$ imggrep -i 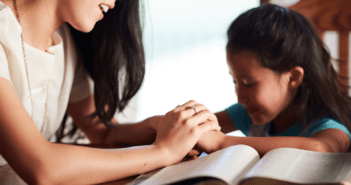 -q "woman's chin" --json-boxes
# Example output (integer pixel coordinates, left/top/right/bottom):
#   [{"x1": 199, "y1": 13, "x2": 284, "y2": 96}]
[
  {"x1": 69, "y1": 22, "x2": 96, "y2": 33},
  {"x1": 79, "y1": 25, "x2": 95, "y2": 33}
]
